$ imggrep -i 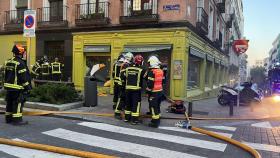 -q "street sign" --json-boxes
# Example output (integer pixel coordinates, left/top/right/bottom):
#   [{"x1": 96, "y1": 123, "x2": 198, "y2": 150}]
[
  {"x1": 24, "y1": 10, "x2": 36, "y2": 37},
  {"x1": 232, "y1": 39, "x2": 249, "y2": 55}
]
